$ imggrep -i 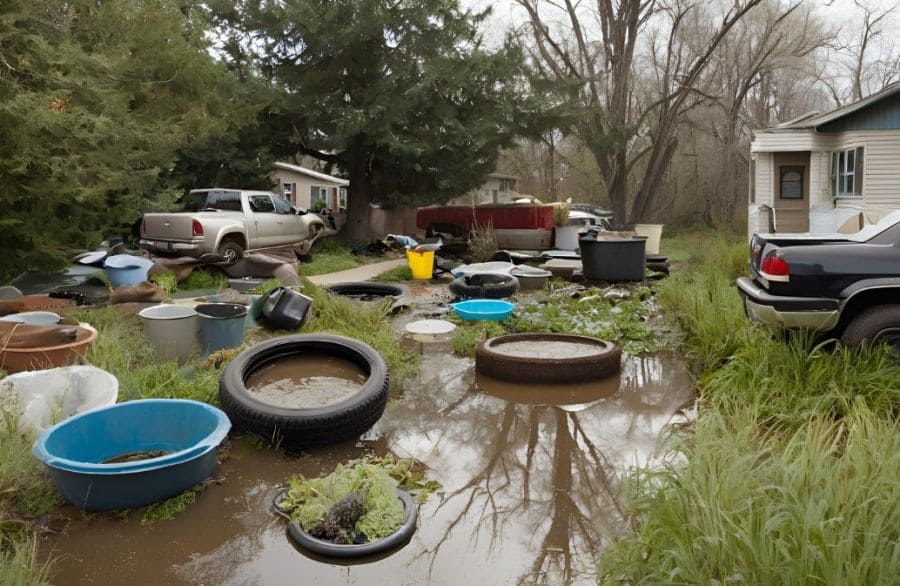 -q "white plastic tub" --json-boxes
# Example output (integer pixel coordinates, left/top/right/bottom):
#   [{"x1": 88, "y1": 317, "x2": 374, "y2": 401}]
[
  {"x1": 138, "y1": 304, "x2": 198, "y2": 362},
  {"x1": 634, "y1": 224, "x2": 664, "y2": 255}
]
